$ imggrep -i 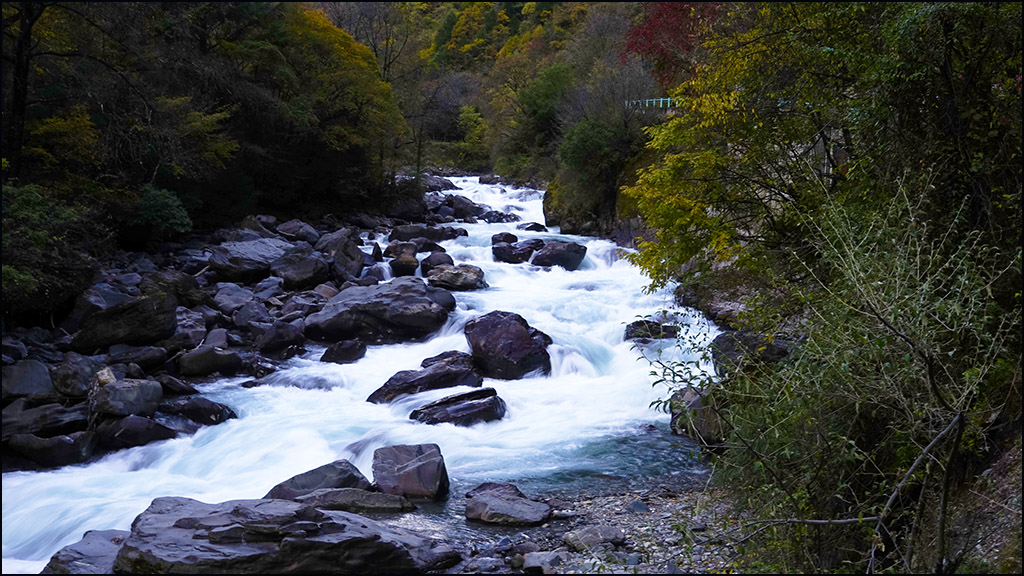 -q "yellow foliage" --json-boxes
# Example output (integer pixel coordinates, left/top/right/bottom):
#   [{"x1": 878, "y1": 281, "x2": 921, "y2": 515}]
[{"x1": 26, "y1": 105, "x2": 100, "y2": 168}]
